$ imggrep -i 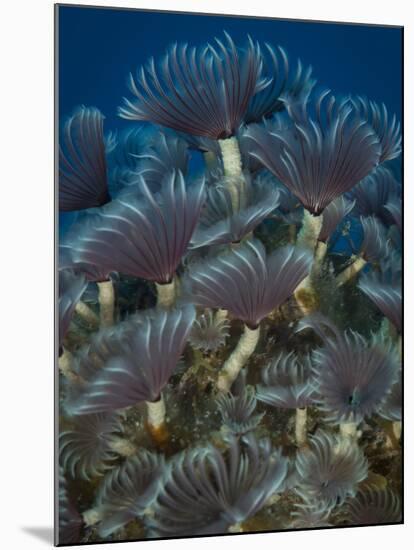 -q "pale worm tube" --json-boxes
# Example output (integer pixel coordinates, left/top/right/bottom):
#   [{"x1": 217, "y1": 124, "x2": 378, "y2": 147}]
[
  {"x1": 58, "y1": 348, "x2": 79, "y2": 383},
  {"x1": 294, "y1": 275, "x2": 319, "y2": 316},
  {"x1": 217, "y1": 324, "x2": 260, "y2": 393},
  {"x1": 336, "y1": 256, "x2": 367, "y2": 287},
  {"x1": 294, "y1": 240, "x2": 327, "y2": 315},
  {"x1": 219, "y1": 136, "x2": 243, "y2": 179},
  {"x1": 294, "y1": 212, "x2": 324, "y2": 315},
  {"x1": 97, "y1": 280, "x2": 115, "y2": 327},
  {"x1": 219, "y1": 136, "x2": 244, "y2": 211},
  {"x1": 75, "y1": 301, "x2": 99, "y2": 328},
  {"x1": 392, "y1": 421, "x2": 402, "y2": 442},
  {"x1": 296, "y1": 210, "x2": 323, "y2": 252},
  {"x1": 228, "y1": 523, "x2": 243, "y2": 533},
  {"x1": 340, "y1": 422, "x2": 358, "y2": 439},
  {"x1": 83, "y1": 507, "x2": 103, "y2": 527},
  {"x1": 384, "y1": 420, "x2": 402, "y2": 449},
  {"x1": 295, "y1": 407, "x2": 308, "y2": 447},
  {"x1": 84, "y1": 498, "x2": 155, "y2": 529},
  {"x1": 146, "y1": 394, "x2": 168, "y2": 444},
  {"x1": 82, "y1": 438, "x2": 136, "y2": 527},
  {"x1": 215, "y1": 308, "x2": 229, "y2": 323},
  {"x1": 156, "y1": 279, "x2": 176, "y2": 308},
  {"x1": 107, "y1": 435, "x2": 136, "y2": 457},
  {"x1": 314, "y1": 240, "x2": 328, "y2": 271}
]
